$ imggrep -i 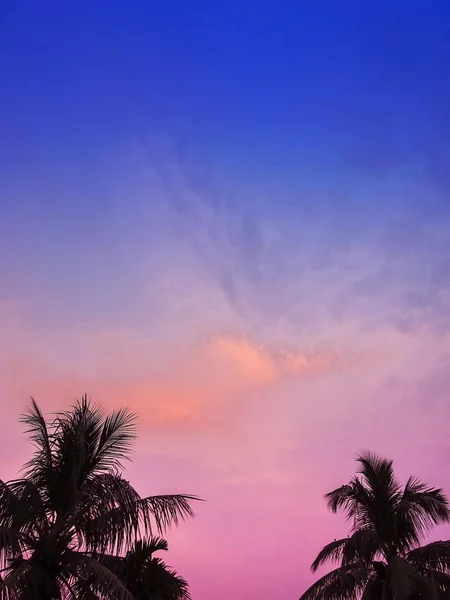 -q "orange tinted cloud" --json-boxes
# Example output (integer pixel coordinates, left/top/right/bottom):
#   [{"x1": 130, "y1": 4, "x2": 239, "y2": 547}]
[
  {"x1": 0, "y1": 313, "x2": 358, "y2": 453},
  {"x1": 206, "y1": 335, "x2": 351, "y2": 383},
  {"x1": 206, "y1": 336, "x2": 276, "y2": 382},
  {"x1": 279, "y1": 348, "x2": 348, "y2": 376}
]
